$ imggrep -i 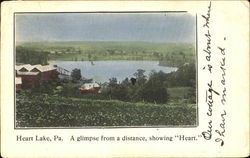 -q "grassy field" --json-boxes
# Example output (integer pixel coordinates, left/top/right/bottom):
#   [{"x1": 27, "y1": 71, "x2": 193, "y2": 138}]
[
  {"x1": 17, "y1": 41, "x2": 195, "y2": 66},
  {"x1": 168, "y1": 87, "x2": 192, "y2": 100},
  {"x1": 16, "y1": 93, "x2": 196, "y2": 127}
]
